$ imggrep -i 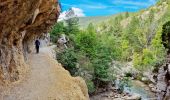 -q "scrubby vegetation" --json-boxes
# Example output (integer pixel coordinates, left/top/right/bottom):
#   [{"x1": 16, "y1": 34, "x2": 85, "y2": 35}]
[
  {"x1": 51, "y1": 18, "x2": 118, "y2": 93},
  {"x1": 50, "y1": 0, "x2": 170, "y2": 94}
]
